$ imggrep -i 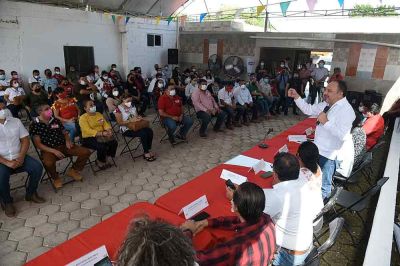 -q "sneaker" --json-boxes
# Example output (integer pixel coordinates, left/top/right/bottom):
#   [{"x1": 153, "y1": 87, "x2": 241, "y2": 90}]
[
  {"x1": 25, "y1": 192, "x2": 46, "y2": 204},
  {"x1": 66, "y1": 168, "x2": 83, "y2": 181},
  {"x1": 0, "y1": 202, "x2": 16, "y2": 217},
  {"x1": 52, "y1": 176, "x2": 63, "y2": 189}
]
